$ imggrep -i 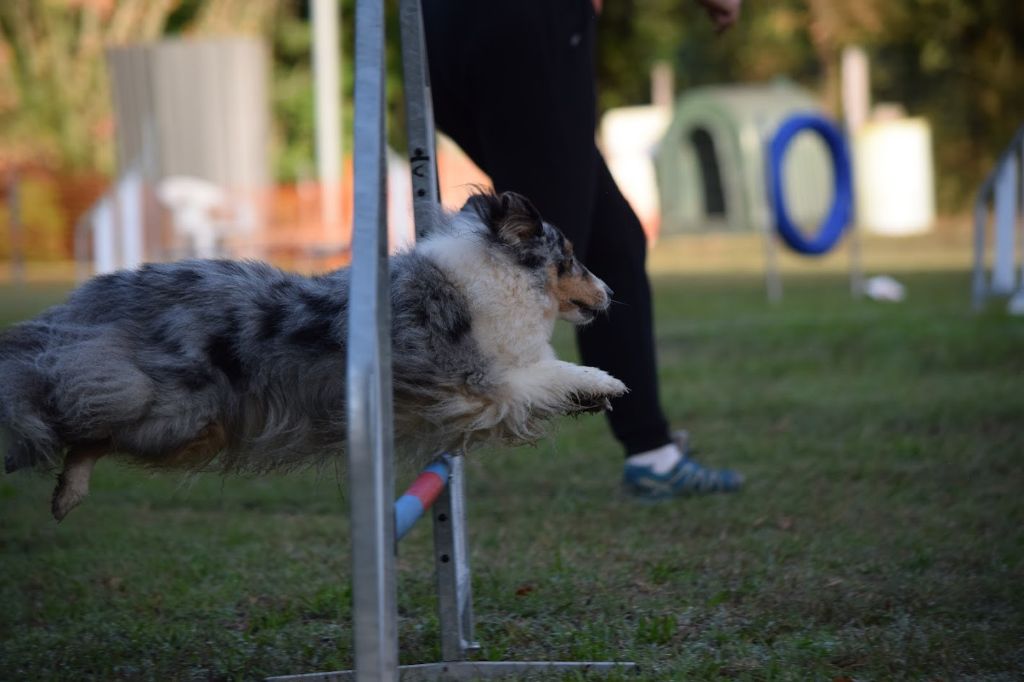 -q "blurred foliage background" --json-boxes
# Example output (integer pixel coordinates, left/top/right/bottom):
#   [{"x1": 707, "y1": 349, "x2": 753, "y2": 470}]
[
  {"x1": 0, "y1": 0, "x2": 1021, "y2": 255},
  {"x1": 596, "y1": 0, "x2": 1024, "y2": 213}
]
